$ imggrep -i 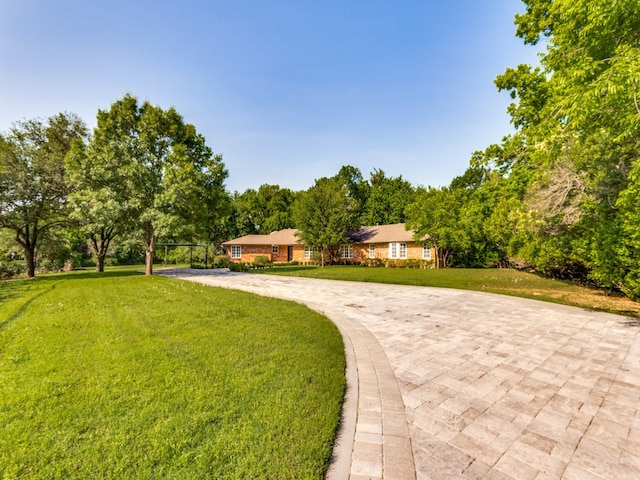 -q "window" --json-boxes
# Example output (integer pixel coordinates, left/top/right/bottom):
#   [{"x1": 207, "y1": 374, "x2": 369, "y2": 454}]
[
  {"x1": 388, "y1": 242, "x2": 407, "y2": 259},
  {"x1": 272, "y1": 245, "x2": 279, "y2": 254},
  {"x1": 369, "y1": 244, "x2": 375, "y2": 259},
  {"x1": 422, "y1": 244, "x2": 432, "y2": 260},
  {"x1": 340, "y1": 244, "x2": 353, "y2": 259},
  {"x1": 231, "y1": 245, "x2": 242, "y2": 259},
  {"x1": 304, "y1": 246, "x2": 313, "y2": 259}
]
